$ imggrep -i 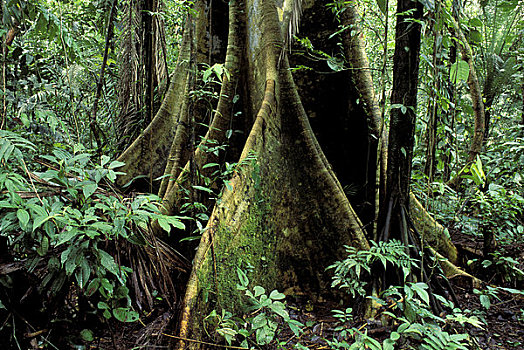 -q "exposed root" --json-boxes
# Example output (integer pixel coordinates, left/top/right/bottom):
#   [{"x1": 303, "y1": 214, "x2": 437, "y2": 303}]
[
  {"x1": 154, "y1": 0, "x2": 244, "y2": 235},
  {"x1": 409, "y1": 192, "x2": 458, "y2": 264},
  {"x1": 117, "y1": 27, "x2": 193, "y2": 187}
]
